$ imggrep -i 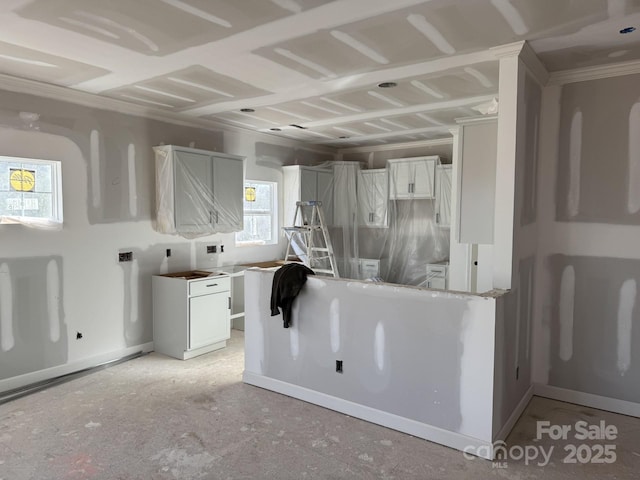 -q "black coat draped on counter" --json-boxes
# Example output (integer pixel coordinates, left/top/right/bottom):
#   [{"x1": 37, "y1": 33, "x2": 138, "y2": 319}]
[{"x1": 270, "y1": 264, "x2": 315, "y2": 328}]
